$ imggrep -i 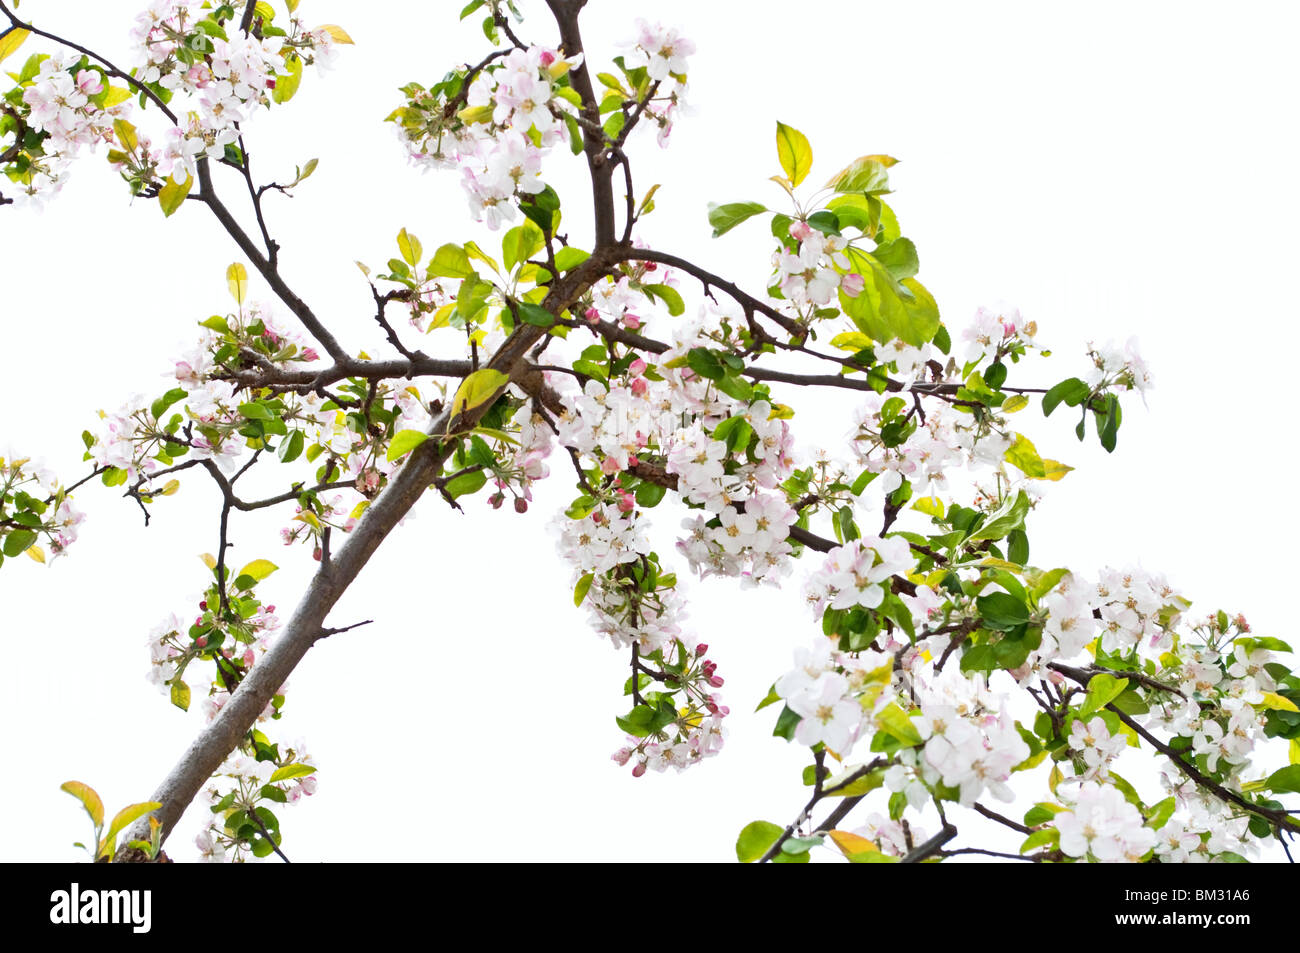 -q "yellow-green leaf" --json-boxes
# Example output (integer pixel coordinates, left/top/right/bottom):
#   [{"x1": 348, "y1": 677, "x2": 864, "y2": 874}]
[
  {"x1": 875, "y1": 702, "x2": 922, "y2": 747},
  {"x1": 200, "y1": 553, "x2": 217, "y2": 570},
  {"x1": 1002, "y1": 394, "x2": 1029, "y2": 414},
  {"x1": 397, "y1": 227, "x2": 422, "y2": 266},
  {"x1": 1038, "y1": 459, "x2": 1074, "y2": 482},
  {"x1": 428, "y1": 243, "x2": 475, "y2": 279},
  {"x1": 113, "y1": 119, "x2": 138, "y2": 153},
  {"x1": 386, "y1": 429, "x2": 430, "y2": 462},
  {"x1": 270, "y1": 763, "x2": 317, "y2": 783},
  {"x1": 272, "y1": 52, "x2": 303, "y2": 104},
  {"x1": 101, "y1": 86, "x2": 132, "y2": 108},
  {"x1": 253, "y1": 1, "x2": 277, "y2": 22},
  {"x1": 1019, "y1": 828, "x2": 1059, "y2": 854},
  {"x1": 451, "y1": 368, "x2": 509, "y2": 418},
  {"x1": 1258, "y1": 692, "x2": 1300, "y2": 713},
  {"x1": 1290, "y1": 738, "x2": 1300, "y2": 765},
  {"x1": 828, "y1": 829, "x2": 879, "y2": 860},
  {"x1": 226, "y1": 262, "x2": 249, "y2": 304},
  {"x1": 912, "y1": 495, "x2": 944, "y2": 519},
  {"x1": 319, "y1": 24, "x2": 355, "y2": 44},
  {"x1": 60, "y1": 781, "x2": 104, "y2": 829},
  {"x1": 158, "y1": 171, "x2": 193, "y2": 217},
  {"x1": 775, "y1": 121, "x2": 813, "y2": 187},
  {"x1": 829, "y1": 331, "x2": 874, "y2": 352},
  {"x1": 25, "y1": 544, "x2": 44, "y2": 563},
  {"x1": 1004, "y1": 433, "x2": 1046, "y2": 478},
  {"x1": 99, "y1": 802, "x2": 162, "y2": 859},
  {"x1": 236, "y1": 558, "x2": 278, "y2": 582},
  {"x1": 170, "y1": 679, "x2": 190, "y2": 712},
  {"x1": 458, "y1": 104, "x2": 494, "y2": 125},
  {"x1": 0, "y1": 28, "x2": 30, "y2": 66}
]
